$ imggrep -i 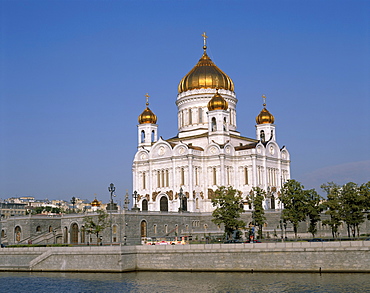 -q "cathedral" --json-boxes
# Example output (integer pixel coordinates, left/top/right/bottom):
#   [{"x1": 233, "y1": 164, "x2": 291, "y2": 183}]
[{"x1": 132, "y1": 34, "x2": 290, "y2": 213}]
